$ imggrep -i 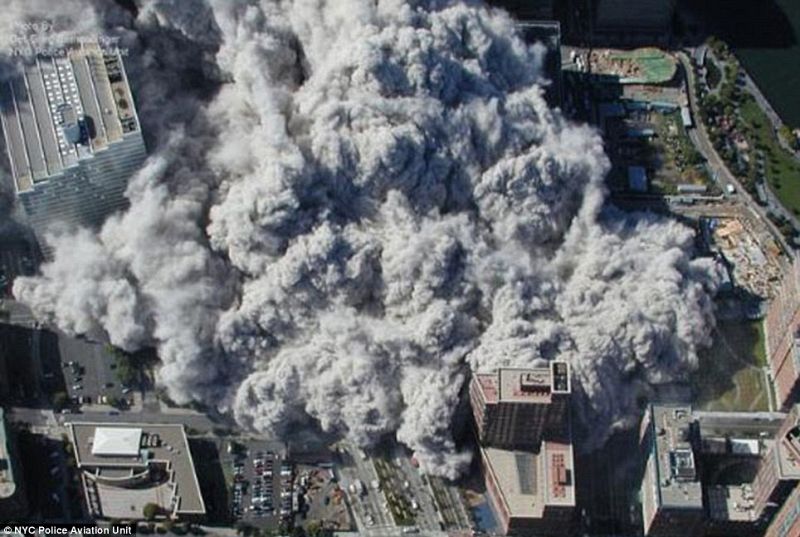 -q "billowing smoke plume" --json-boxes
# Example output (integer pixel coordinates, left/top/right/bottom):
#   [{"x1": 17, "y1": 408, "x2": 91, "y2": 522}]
[{"x1": 9, "y1": 0, "x2": 720, "y2": 477}]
